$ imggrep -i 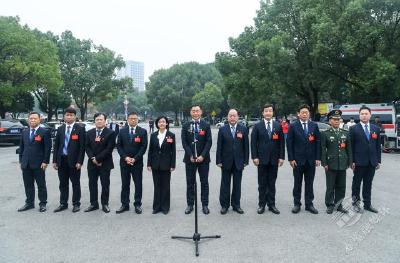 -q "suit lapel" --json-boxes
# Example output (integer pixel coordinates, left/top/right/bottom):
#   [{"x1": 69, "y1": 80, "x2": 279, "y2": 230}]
[{"x1": 296, "y1": 121, "x2": 306, "y2": 141}]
